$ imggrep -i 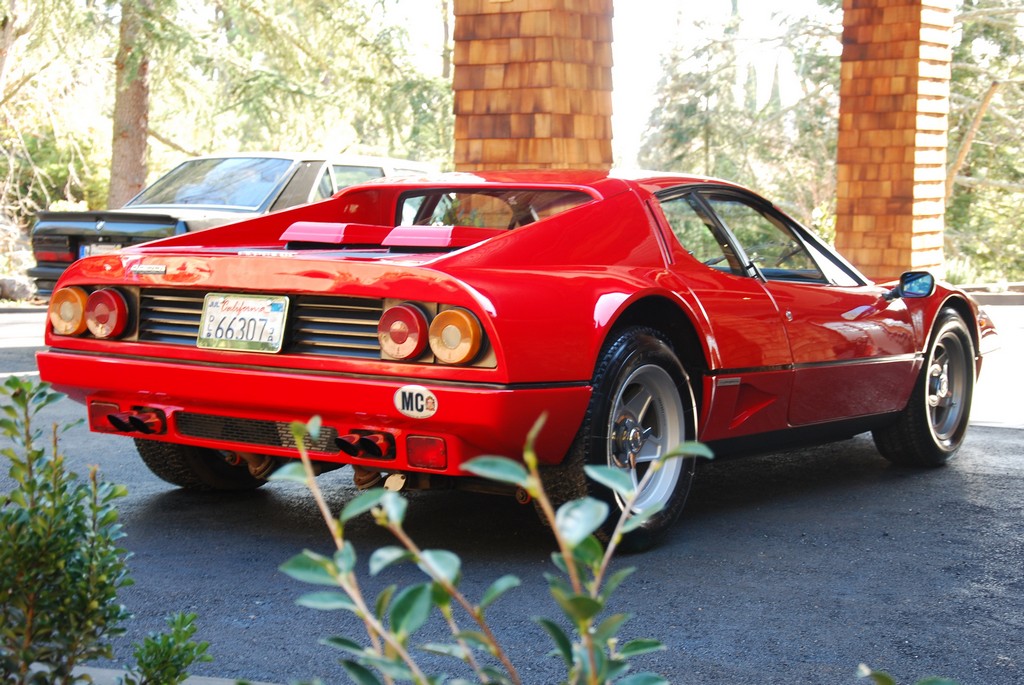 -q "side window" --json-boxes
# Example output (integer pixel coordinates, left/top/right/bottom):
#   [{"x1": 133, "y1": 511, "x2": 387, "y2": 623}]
[
  {"x1": 313, "y1": 168, "x2": 334, "y2": 201},
  {"x1": 703, "y1": 195, "x2": 825, "y2": 283},
  {"x1": 657, "y1": 194, "x2": 742, "y2": 274}
]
